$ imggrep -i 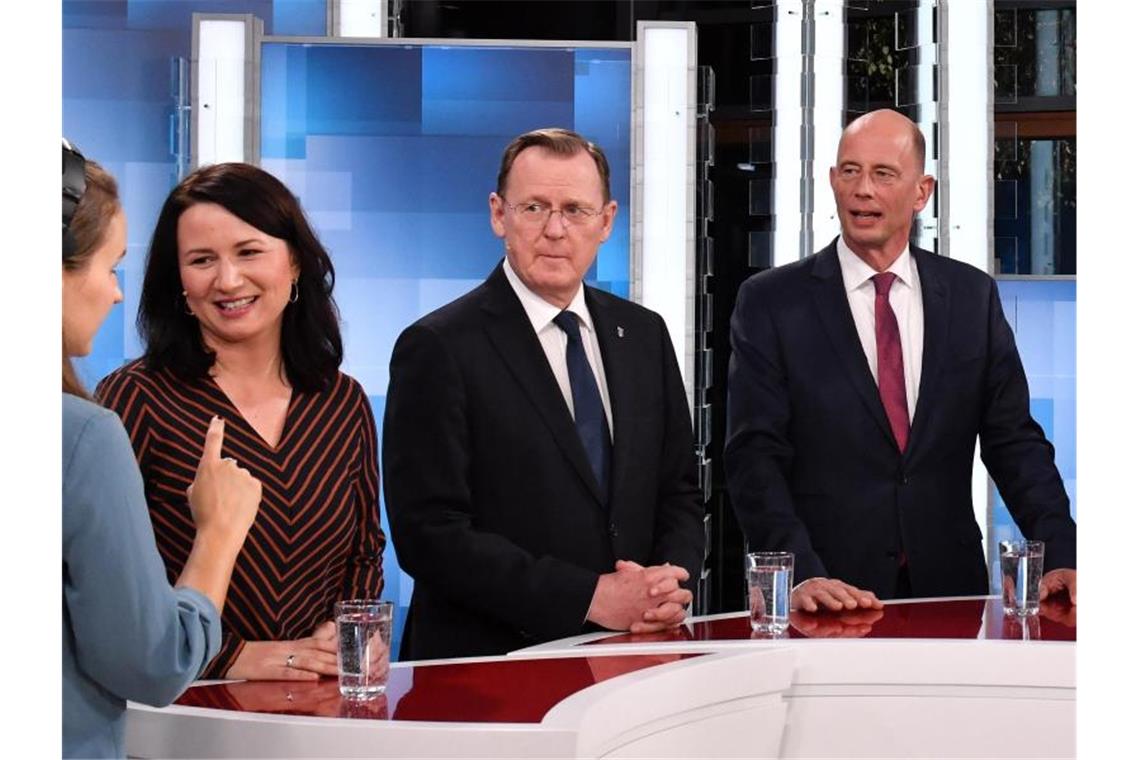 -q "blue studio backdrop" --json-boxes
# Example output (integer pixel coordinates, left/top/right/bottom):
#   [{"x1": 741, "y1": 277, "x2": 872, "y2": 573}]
[{"x1": 65, "y1": 0, "x2": 631, "y2": 657}]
